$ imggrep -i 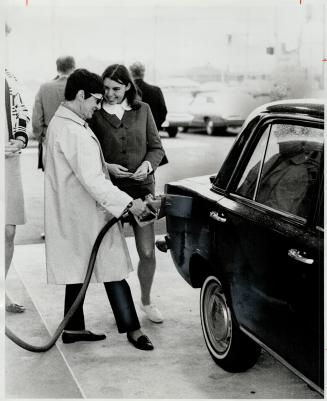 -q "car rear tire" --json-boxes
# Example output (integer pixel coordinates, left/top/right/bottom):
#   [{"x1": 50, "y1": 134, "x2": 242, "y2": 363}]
[
  {"x1": 205, "y1": 119, "x2": 215, "y2": 135},
  {"x1": 200, "y1": 276, "x2": 261, "y2": 372},
  {"x1": 166, "y1": 127, "x2": 178, "y2": 138},
  {"x1": 205, "y1": 120, "x2": 225, "y2": 136}
]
